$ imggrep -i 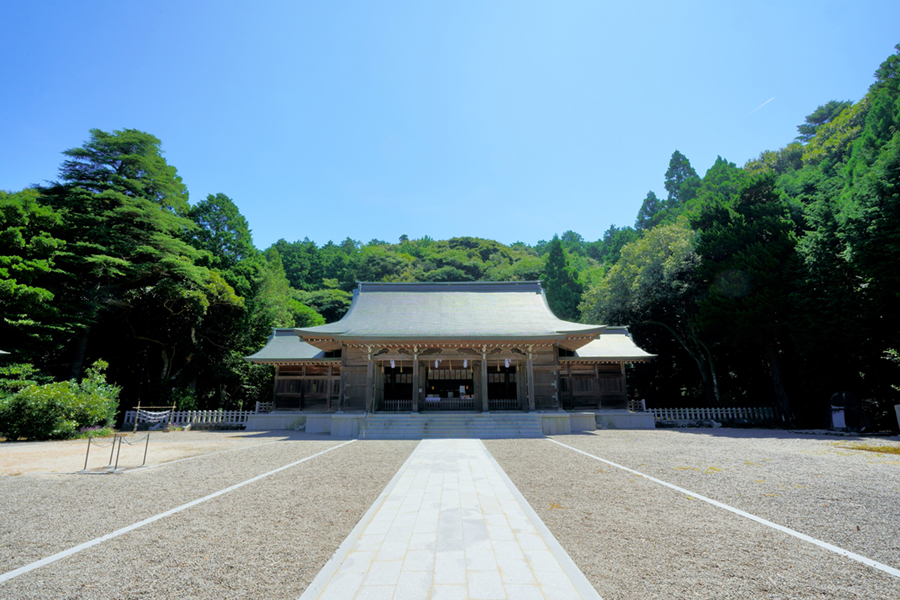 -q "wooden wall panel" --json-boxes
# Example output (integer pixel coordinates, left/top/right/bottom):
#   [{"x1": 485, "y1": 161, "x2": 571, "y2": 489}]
[{"x1": 533, "y1": 368, "x2": 558, "y2": 410}]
